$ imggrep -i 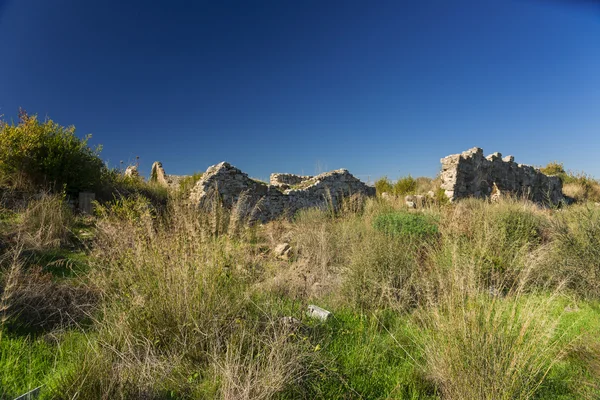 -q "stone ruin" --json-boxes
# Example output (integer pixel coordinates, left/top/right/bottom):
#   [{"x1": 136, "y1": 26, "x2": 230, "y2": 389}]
[
  {"x1": 440, "y1": 147, "x2": 563, "y2": 204},
  {"x1": 189, "y1": 162, "x2": 376, "y2": 222},
  {"x1": 124, "y1": 165, "x2": 141, "y2": 179},
  {"x1": 149, "y1": 161, "x2": 189, "y2": 188}
]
